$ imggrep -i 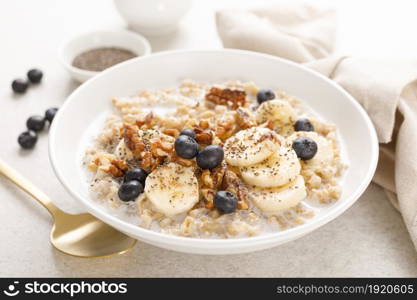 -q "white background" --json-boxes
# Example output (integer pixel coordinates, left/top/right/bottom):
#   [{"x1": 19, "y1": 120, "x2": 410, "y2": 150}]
[{"x1": 0, "y1": 0, "x2": 416, "y2": 277}]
